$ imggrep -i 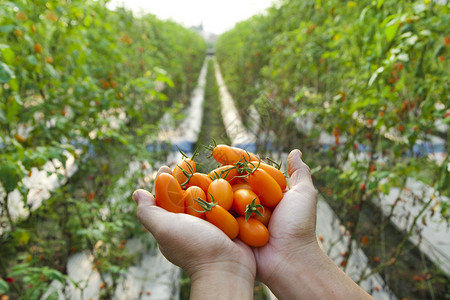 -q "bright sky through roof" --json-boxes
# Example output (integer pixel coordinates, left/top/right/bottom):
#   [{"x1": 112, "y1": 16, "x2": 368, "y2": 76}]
[{"x1": 107, "y1": 0, "x2": 277, "y2": 35}]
